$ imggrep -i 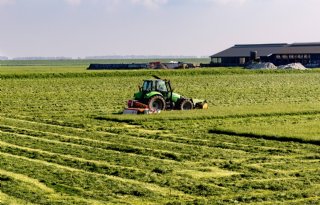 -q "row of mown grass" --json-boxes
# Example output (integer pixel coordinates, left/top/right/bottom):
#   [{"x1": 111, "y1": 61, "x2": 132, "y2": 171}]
[
  {"x1": 1, "y1": 114, "x2": 318, "y2": 204},
  {"x1": 0, "y1": 66, "x2": 319, "y2": 204}
]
